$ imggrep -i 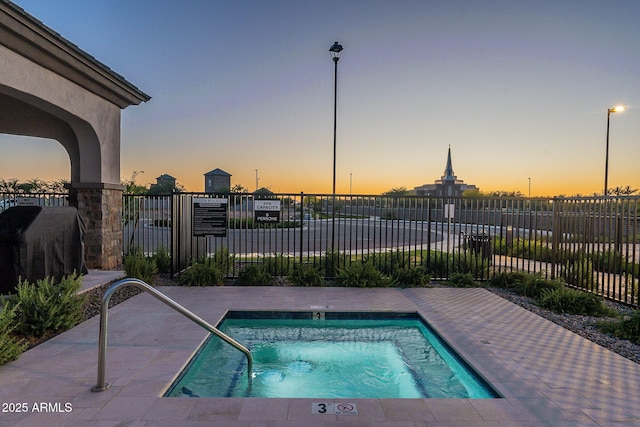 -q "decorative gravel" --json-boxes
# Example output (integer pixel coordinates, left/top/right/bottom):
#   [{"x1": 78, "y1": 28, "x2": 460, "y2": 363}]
[
  {"x1": 80, "y1": 277, "x2": 640, "y2": 366},
  {"x1": 81, "y1": 282, "x2": 145, "y2": 320}
]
